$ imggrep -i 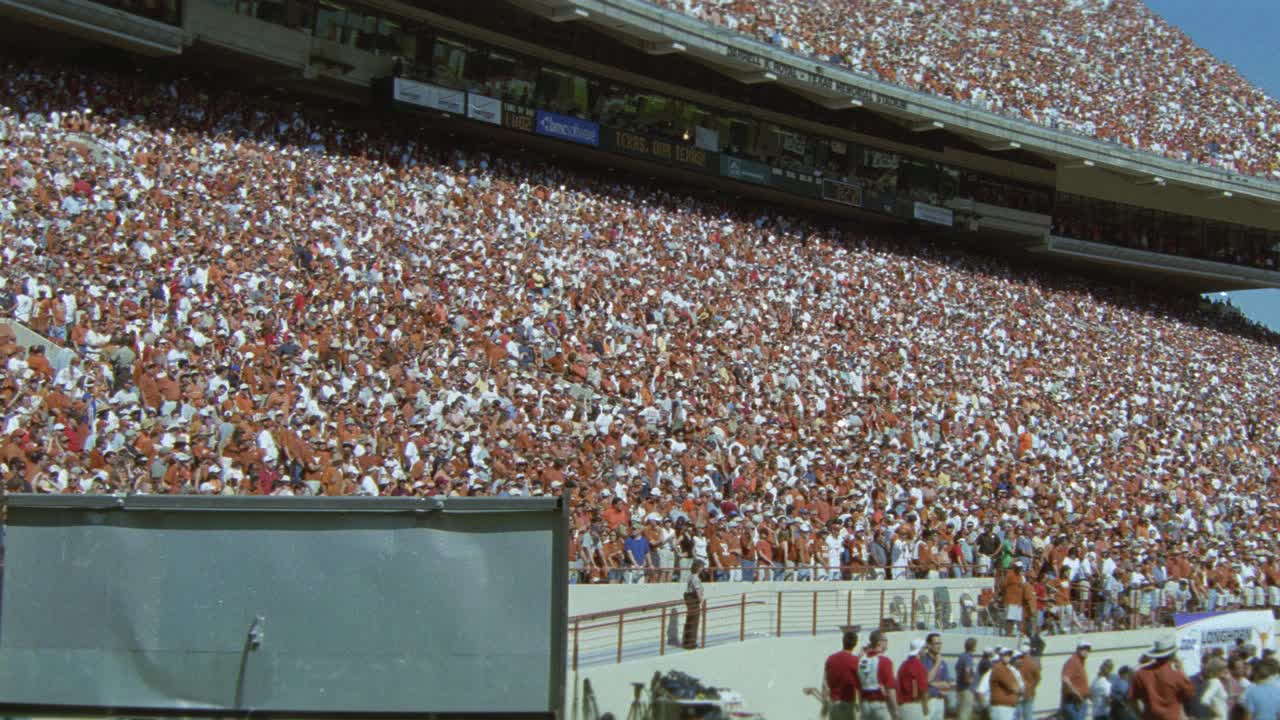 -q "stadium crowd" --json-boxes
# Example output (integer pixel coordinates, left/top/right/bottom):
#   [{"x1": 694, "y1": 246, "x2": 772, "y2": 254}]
[
  {"x1": 655, "y1": 0, "x2": 1280, "y2": 180},
  {"x1": 1, "y1": 58, "x2": 1279, "y2": 625}
]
